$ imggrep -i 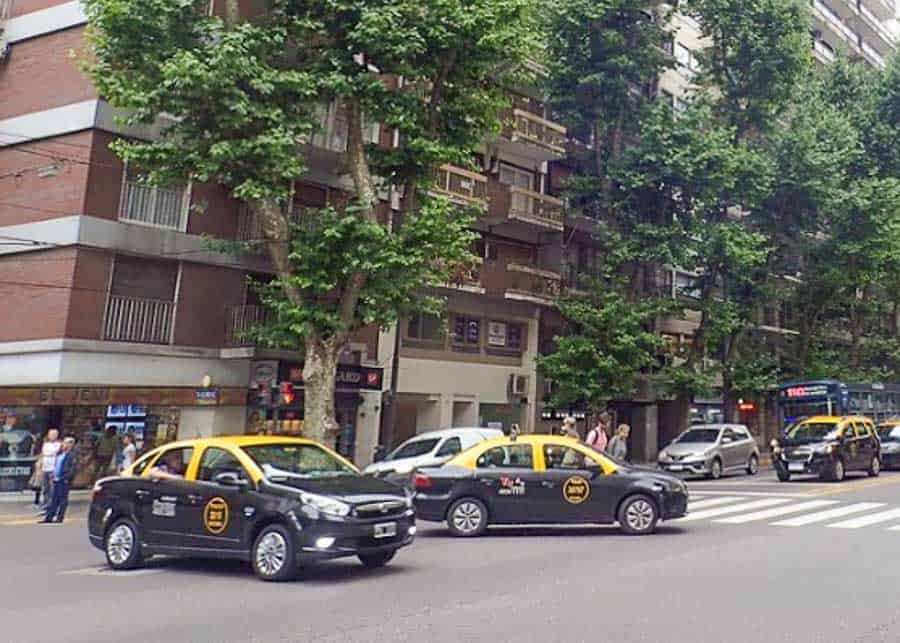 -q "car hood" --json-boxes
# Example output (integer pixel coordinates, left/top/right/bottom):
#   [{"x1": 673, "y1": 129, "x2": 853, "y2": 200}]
[
  {"x1": 662, "y1": 443, "x2": 714, "y2": 457},
  {"x1": 364, "y1": 455, "x2": 444, "y2": 475},
  {"x1": 619, "y1": 465, "x2": 684, "y2": 486},
  {"x1": 264, "y1": 474, "x2": 406, "y2": 502}
]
